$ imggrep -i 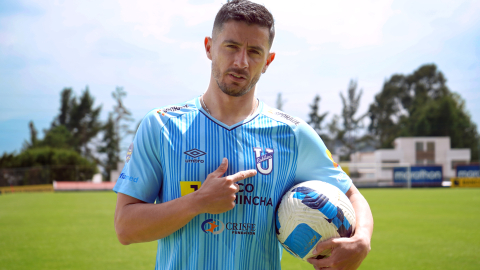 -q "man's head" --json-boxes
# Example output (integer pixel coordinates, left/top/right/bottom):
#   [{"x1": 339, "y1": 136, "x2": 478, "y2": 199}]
[
  {"x1": 213, "y1": 0, "x2": 275, "y2": 49},
  {"x1": 206, "y1": 0, "x2": 276, "y2": 97}
]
